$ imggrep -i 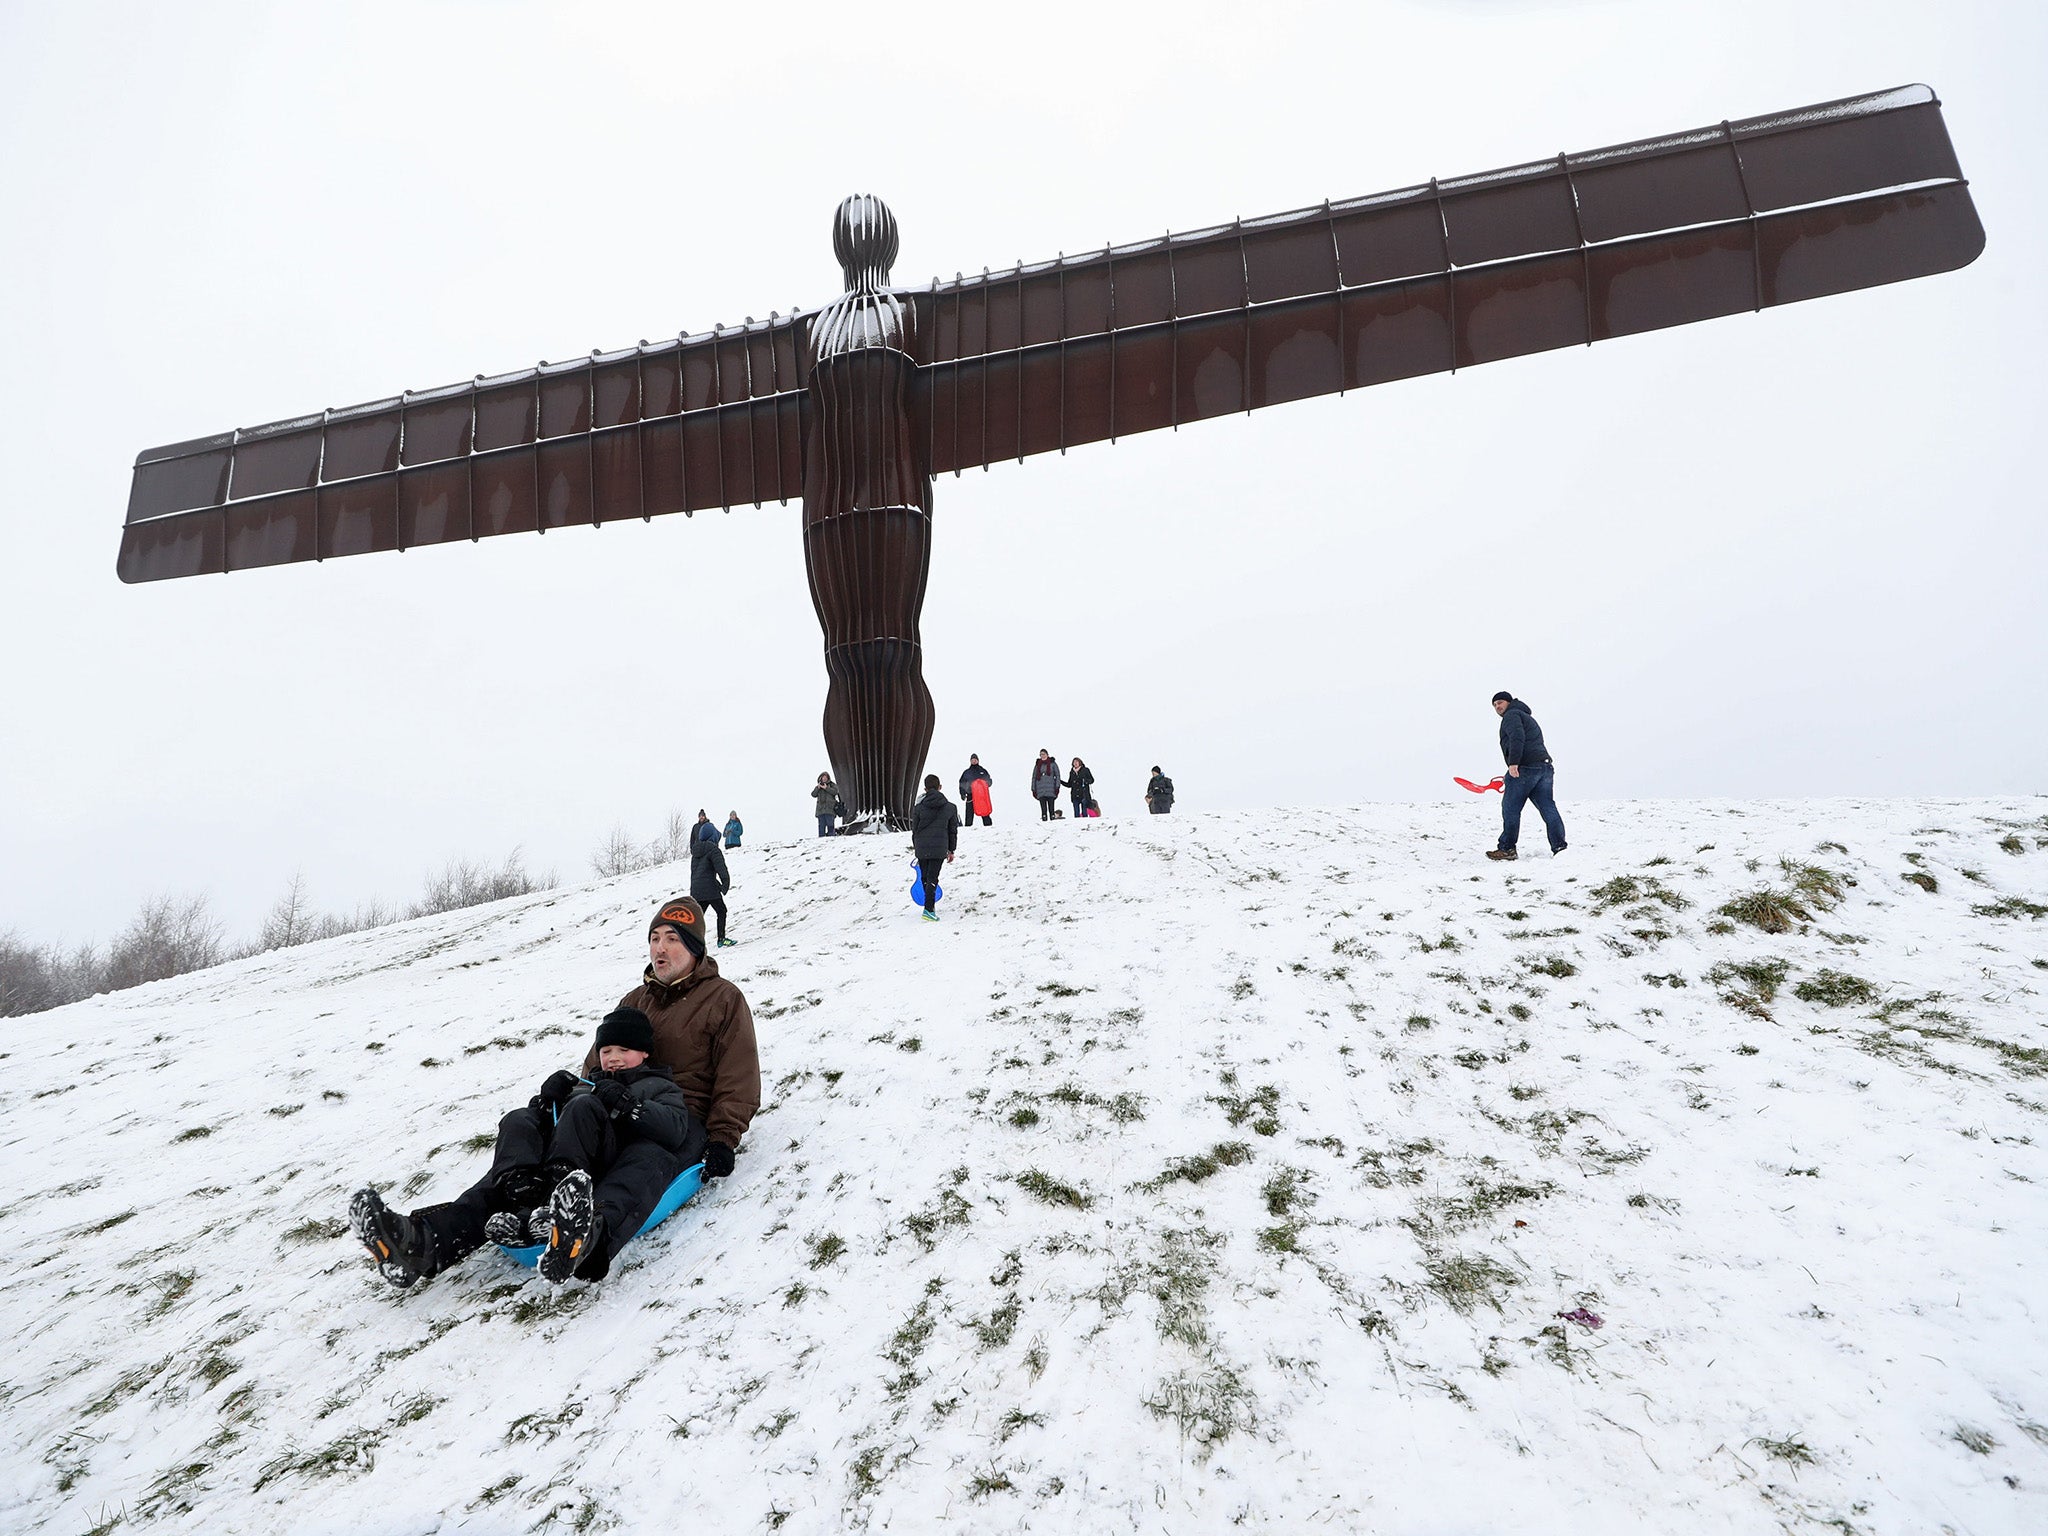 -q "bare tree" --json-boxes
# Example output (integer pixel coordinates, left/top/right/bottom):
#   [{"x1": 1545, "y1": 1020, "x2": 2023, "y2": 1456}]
[
  {"x1": 260, "y1": 870, "x2": 314, "y2": 951},
  {"x1": 411, "y1": 848, "x2": 550, "y2": 917},
  {"x1": 654, "y1": 810, "x2": 693, "y2": 865},
  {"x1": 590, "y1": 825, "x2": 649, "y2": 879},
  {"x1": 101, "y1": 894, "x2": 224, "y2": 993}
]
